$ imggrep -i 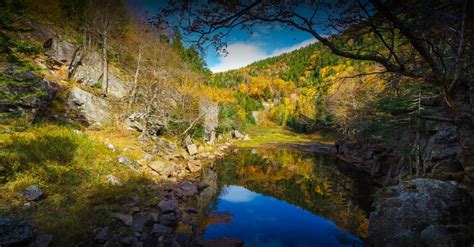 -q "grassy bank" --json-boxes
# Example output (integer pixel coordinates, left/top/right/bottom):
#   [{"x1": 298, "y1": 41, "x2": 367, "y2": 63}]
[
  {"x1": 0, "y1": 121, "x2": 162, "y2": 245},
  {"x1": 234, "y1": 125, "x2": 339, "y2": 148}
]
